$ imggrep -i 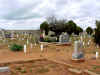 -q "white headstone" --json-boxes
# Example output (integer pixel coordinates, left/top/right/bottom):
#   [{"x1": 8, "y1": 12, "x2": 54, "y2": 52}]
[
  {"x1": 96, "y1": 52, "x2": 99, "y2": 59},
  {"x1": 17, "y1": 34, "x2": 19, "y2": 38},
  {"x1": 40, "y1": 44, "x2": 43, "y2": 52},
  {"x1": 22, "y1": 38, "x2": 24, "y2": 40},
  {"x1": 24, "y1": 45, "x2": 27, "y2": 53},
  {"x1": 83, "y1": 42, "x2": 85, "y2": 47},
  {"x1": 74, "y1": 41, "x2": 78, "y2": 53},
  {"x1": 87, "y1": 41, "x2": 90, "y2": 46},
  {"x1": 72, "y1": 41, "x2": 84, "y2": 59},
  {"x1": 35, "y1": 43, "x2": 37, "y2": 46},
  {"x1": 27, "y1": 39, "x2": 29, "y2": 44},
  {"x1": 30, "y1": 43, "x2": 33, "y2": 48},
  {"x1": 80, "y1": 36, "x2": 83, "y2": 41},
  {"x1": 8, "y1": 45, "x2": 10, "y2": 48},
  {"x1": 96, "y1": 45, "x2": 99, "y2": 49}
]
